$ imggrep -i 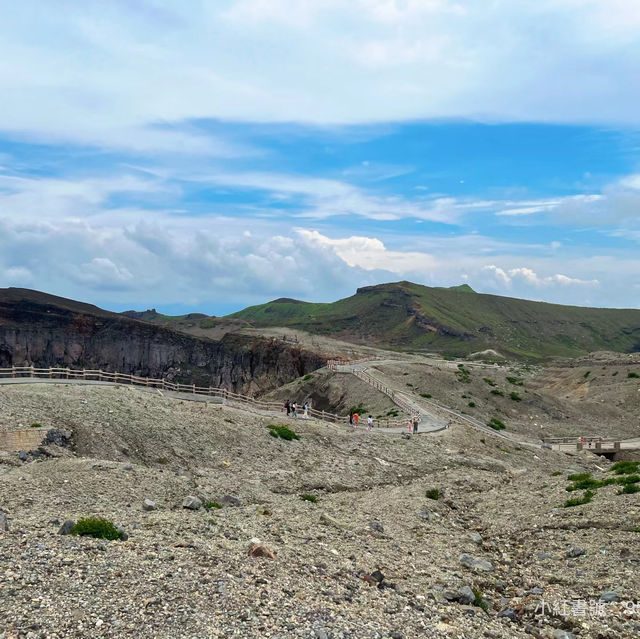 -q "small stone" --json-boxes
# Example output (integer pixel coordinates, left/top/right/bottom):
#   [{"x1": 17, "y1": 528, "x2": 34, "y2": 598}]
[
  {"x1": 537, "y1": 552, "x2": 554, "y2": 560},
  {"x1": 58, "y1": 520, "x2": 75, "y2": 535},
  {"x1": 369, "y1": 520, "x2": 384, "y2": 533},
  {"x1": 418, "y1": 510, "x2": 430, "y2": 521},
  {"x1": 115, "y1": 525, "x2": 128, "y2": 541},
  {"x1": 457, "y1": 585, "x2": 476, "y2": 605},
  {"x1": 248, "y1": 543, "x2": 276, "y2": 559},
  {"x1": 0, "y1": 511, "x2": 8, "y2": 532},
  {"x1": 49, "y1": 518, "x2": 60, "y2": 526},
  {"x1": 143, "y1": 499, "x2": 157, "y2": 511},
  {"x1": 182, "y1": 496, "x2": 202, "y2": 510},
  {"x1": 459, "y1": 553, "x2": 494, "y2": 572},
  {"x1": 468, "y1": 531, "x2": 483, "y2": 544},
  {"x1": 17, "y1": 450, "x2": 28, "y2": 461},
  {"x1": 599, "y1": 591, "x2": 620, "y2": 603},
  {"x1": 552, "y1": 631, "x2": 576, "y2": 639},
  {"x1": 313, "y1": 628, "x2": 328, "y2": 639},
  {"x1": 123, "y1": 465, "x2": 134, "y2": 471},
  {"x1": 525, "y1": 587, "x2": 544, "y2": 596},
  {"x1": 320, "y1": 512, "x2": 348, "y2": 529},
  {"x1": 498, "y1": 608, "x2": 517, "y2": 622},
  {"x1": 567, "y1": 547, "x2": 586, "y2": 558},
  {"x1": 219, "y1": 495, "x2": 241, "y2": 507}
]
